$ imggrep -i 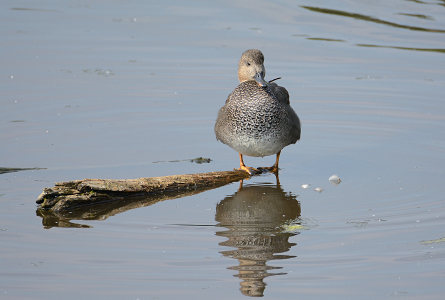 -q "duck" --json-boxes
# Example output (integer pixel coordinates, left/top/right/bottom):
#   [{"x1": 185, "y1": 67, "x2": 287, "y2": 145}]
[{"x1": 214, "y1": 49, "x2": 301, "y2": 174}]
